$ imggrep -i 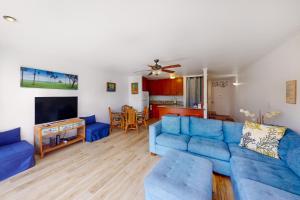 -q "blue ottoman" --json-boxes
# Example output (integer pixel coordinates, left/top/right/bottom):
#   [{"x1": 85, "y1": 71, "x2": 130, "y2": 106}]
[{"x1": 144, "y1": 150, "x2": 213, "y2": 200}]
